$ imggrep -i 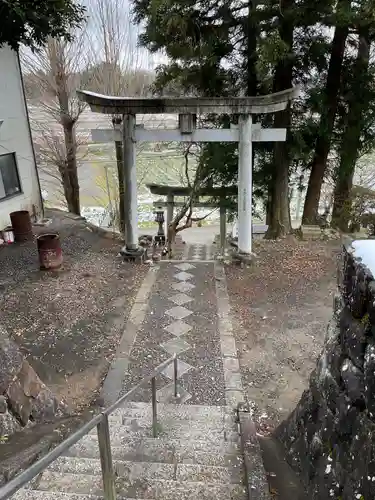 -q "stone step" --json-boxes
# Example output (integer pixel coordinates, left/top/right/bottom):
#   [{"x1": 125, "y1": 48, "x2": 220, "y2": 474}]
[
  {"x1": 11, "y1": 491, "x2": 142, "y2": 500},
  {"x1": 116, "y1": 403, "x2": 227, "y2": 421},
  {"x1": 175, "y1": 463, "x2": 244, "y2": 484},
  {"x1": 65, "y1": 437, "x2": 241, "y2": 466},
  {"x1": 119, "y1": 410, "x2": 237, "y2": 430},
  {"x1": 87, "y1": 421, "x2": 238, "y2": 444},
  {"x1": 105, "y1": 412, "x2": 231, "y2": 429},
  {"x1": 35, "y1": 472, "x2": 248, "y2": 500},
  {"x1": 48, "y1": 457, "x2": 174, "y2": 480},
  {"x1": 47, "y1": 456, "x2": 244, "y2": 484}
]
